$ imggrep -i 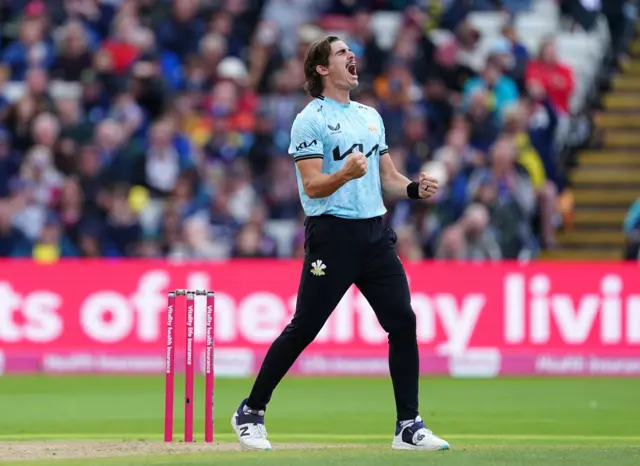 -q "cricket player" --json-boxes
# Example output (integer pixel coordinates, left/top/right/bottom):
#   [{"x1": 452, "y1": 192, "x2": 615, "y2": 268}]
[{"x1": 232, "y1": 36, "x2": 450, "y2": 452}]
